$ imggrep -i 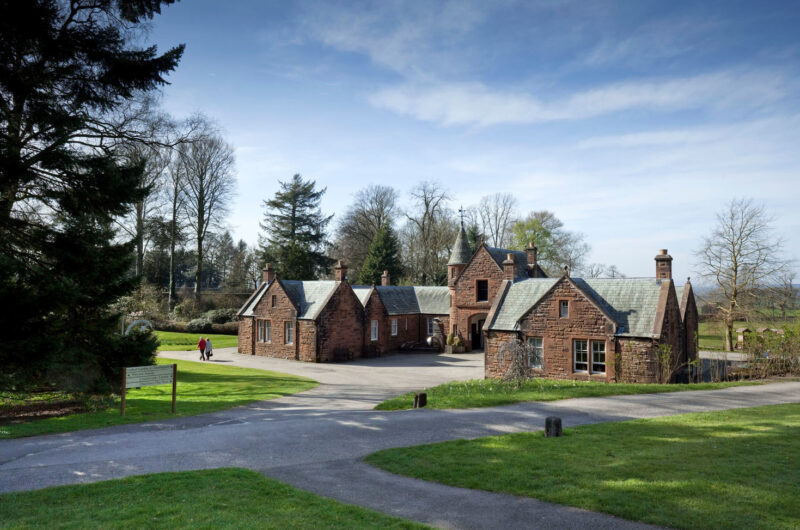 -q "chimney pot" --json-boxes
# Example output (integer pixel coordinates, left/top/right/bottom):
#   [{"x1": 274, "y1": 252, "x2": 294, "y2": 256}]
[
  {"x1": 502, "y1": 253, "x2": 516, "y2": 281},
  {"x1": 334, "y1": 260, "x2": 348, "y2": 282},
  {"x1": 654, "y1": 249, "x2": 673, "y2": 279},
  {"x1": 262, "y1": 263, "x2": 276, "y2": 284},
  {"x1": 381, "y1": 270, "x2": 391, "y2": 286}
]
